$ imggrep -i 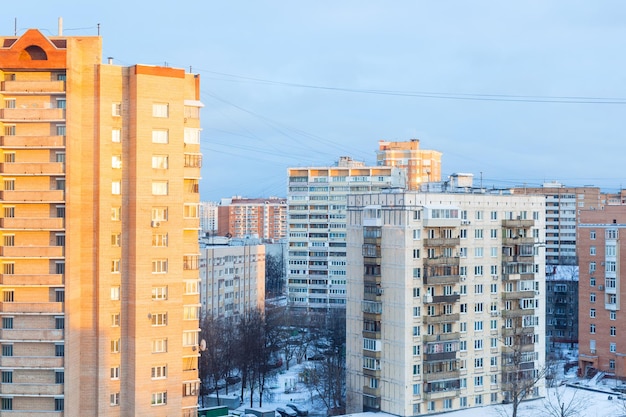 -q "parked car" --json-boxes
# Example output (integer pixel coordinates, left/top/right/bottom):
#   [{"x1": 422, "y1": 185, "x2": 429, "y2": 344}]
[
  {"x1": 286, "y1": 403, "x2": 308, "y2": 416},
  {"x1": 276, "y1": 407, "x2": 297, "y2": 417},
  {"x1": 307, "y1": 353, "x2": 325, "y2": 361},
  {"x1": 226, "y1": 375, "x2": 241, "y2": 385}
]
